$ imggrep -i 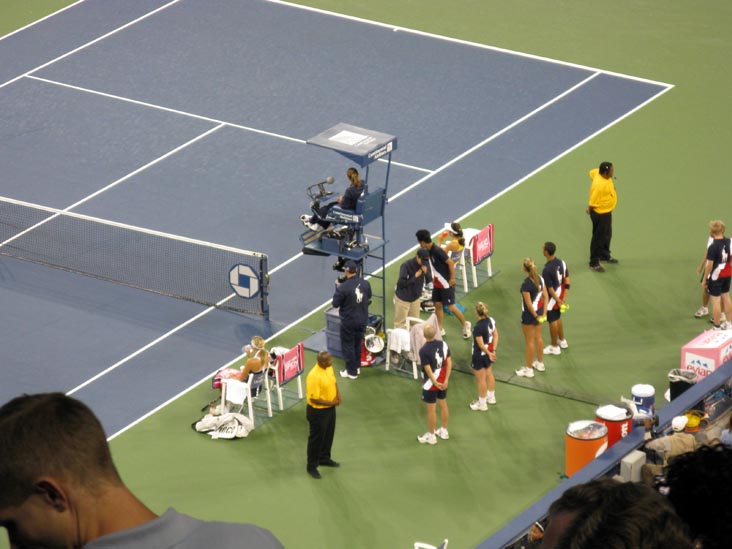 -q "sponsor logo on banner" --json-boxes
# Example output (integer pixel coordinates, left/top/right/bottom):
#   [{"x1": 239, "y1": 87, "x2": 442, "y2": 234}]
[
  {"x1": 278, "y1": 343, "x2": 304, "y2": 385},
  {"x1": 367, "y1": 140, "x2": 394, "y2": 161},
  {"x1": 471, "y1": 224, "x2": 494, "y2": 265},
  {"x1": 722, "y1": 341, "x2": 732, "y2": 364},
  {"x1": 683, "y1": 351, "x2": 714, "y2": 378}
]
